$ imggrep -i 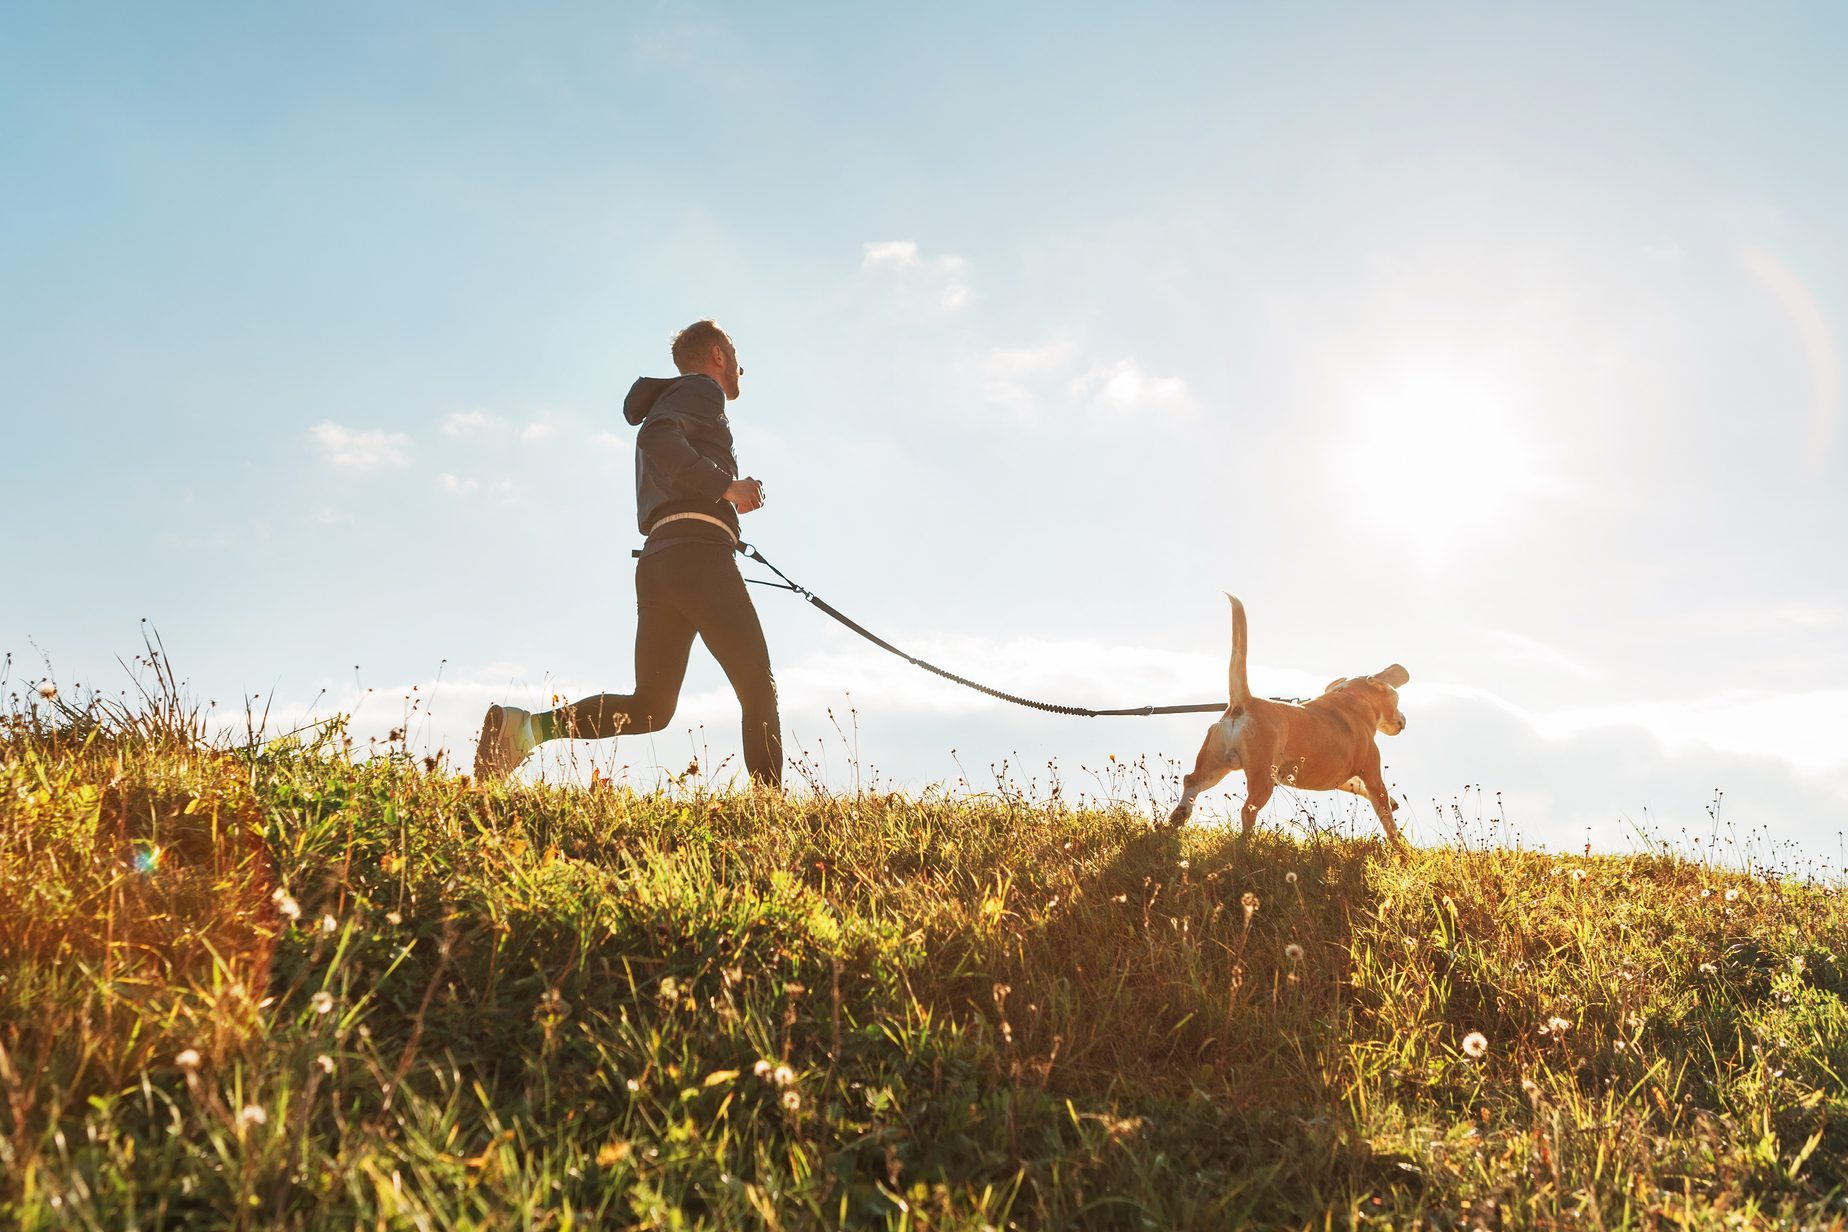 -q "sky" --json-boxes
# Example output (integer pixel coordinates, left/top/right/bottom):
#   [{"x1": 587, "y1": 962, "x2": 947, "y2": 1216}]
[{"x1": 5, "y1": 3, "x2": 1845, "y2": 866}]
